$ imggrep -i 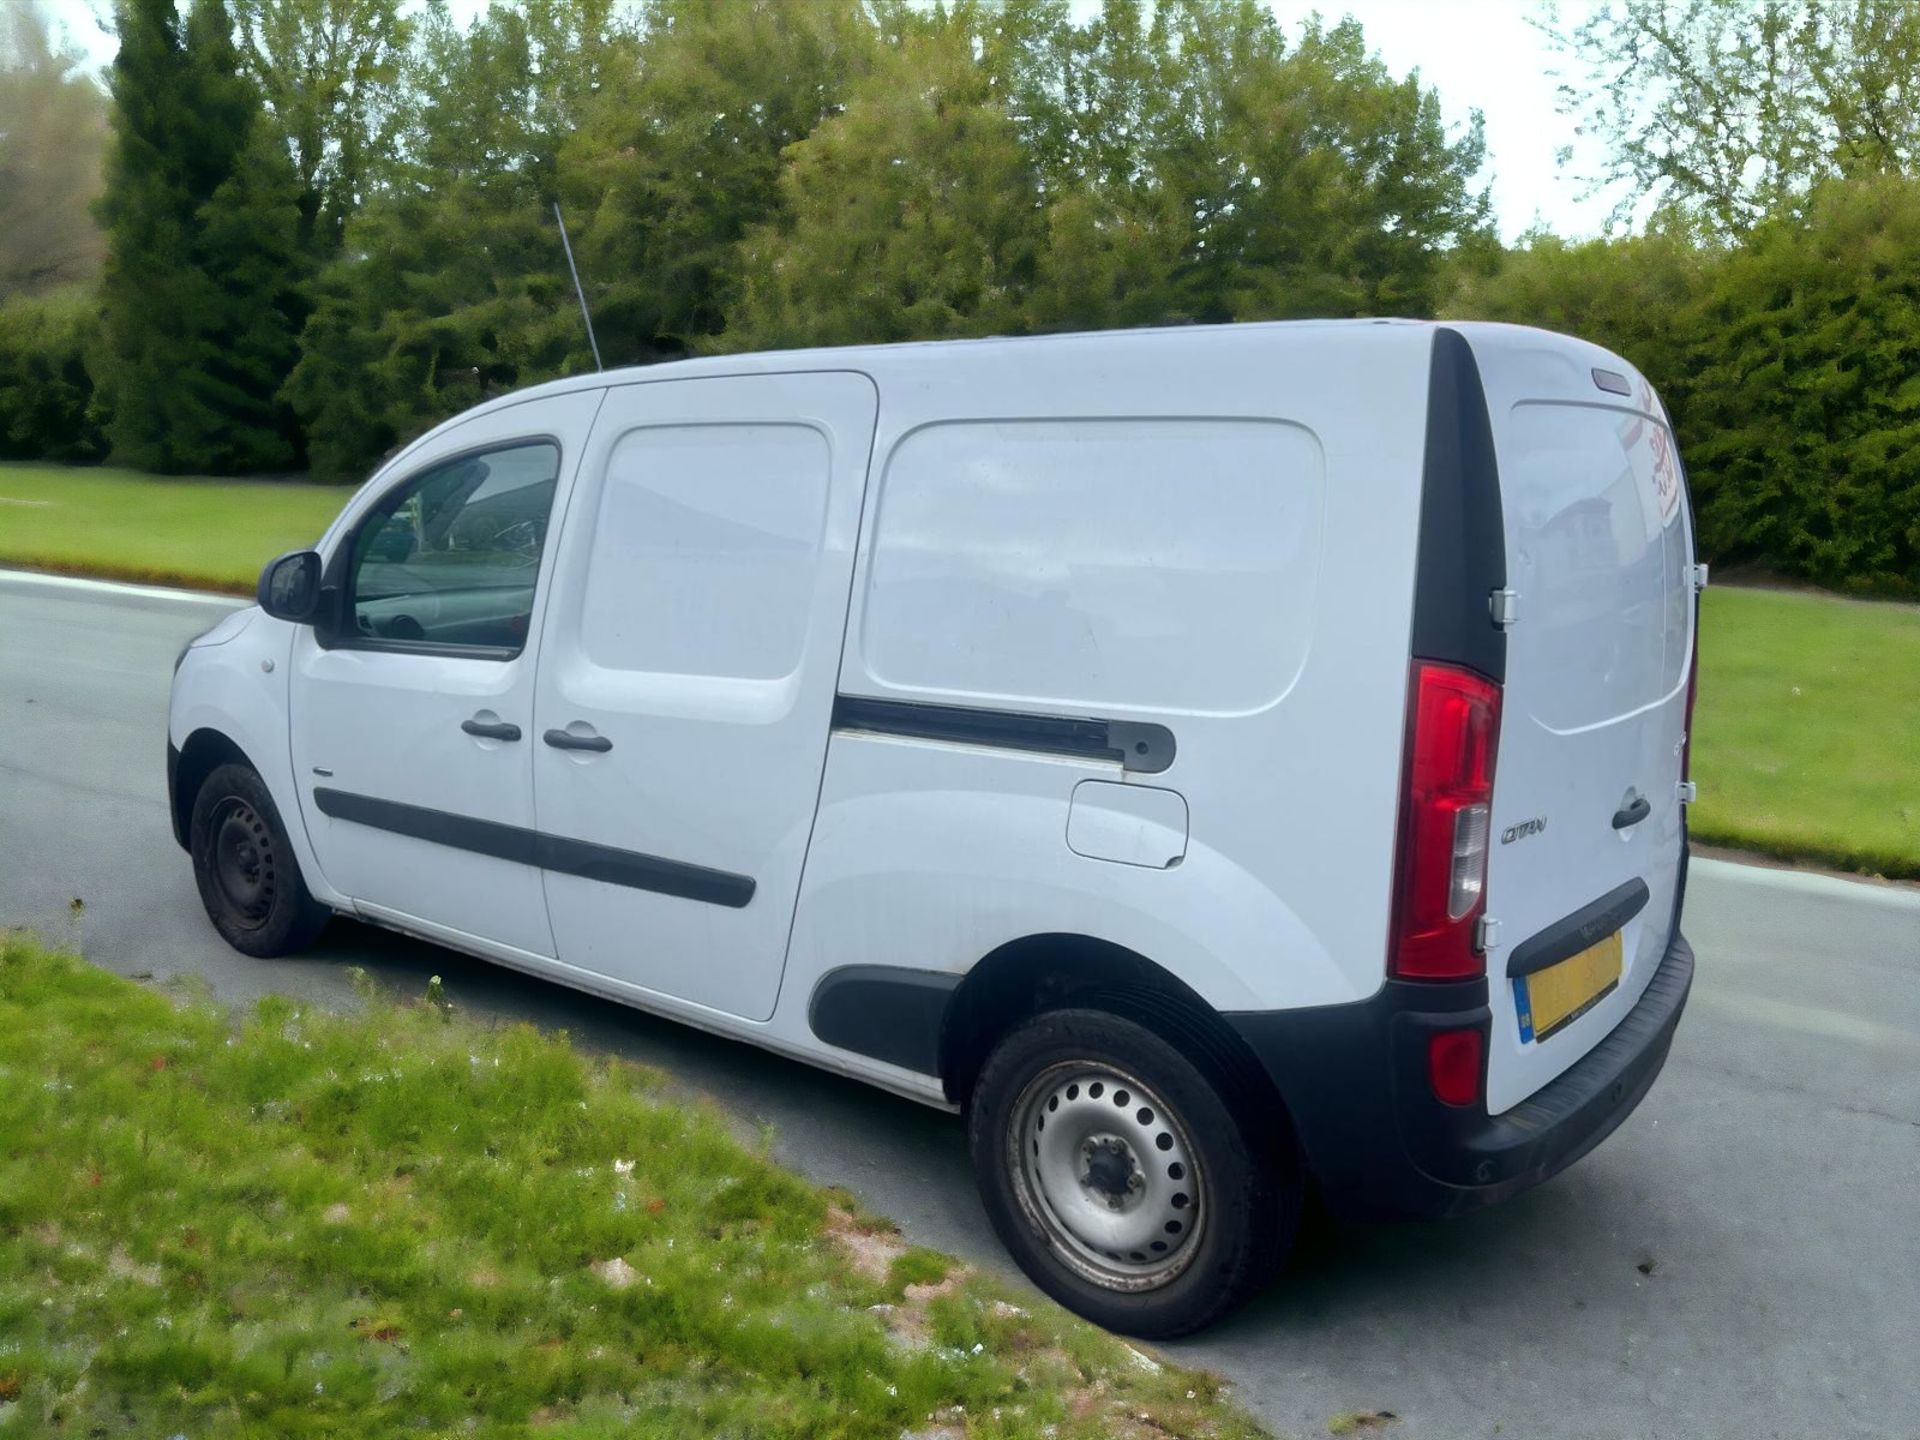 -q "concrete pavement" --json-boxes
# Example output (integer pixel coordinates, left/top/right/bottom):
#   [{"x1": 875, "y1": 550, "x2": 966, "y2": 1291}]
[{"x1": 2, "y1": 569, "x2": 1916, "y2": 1439}]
